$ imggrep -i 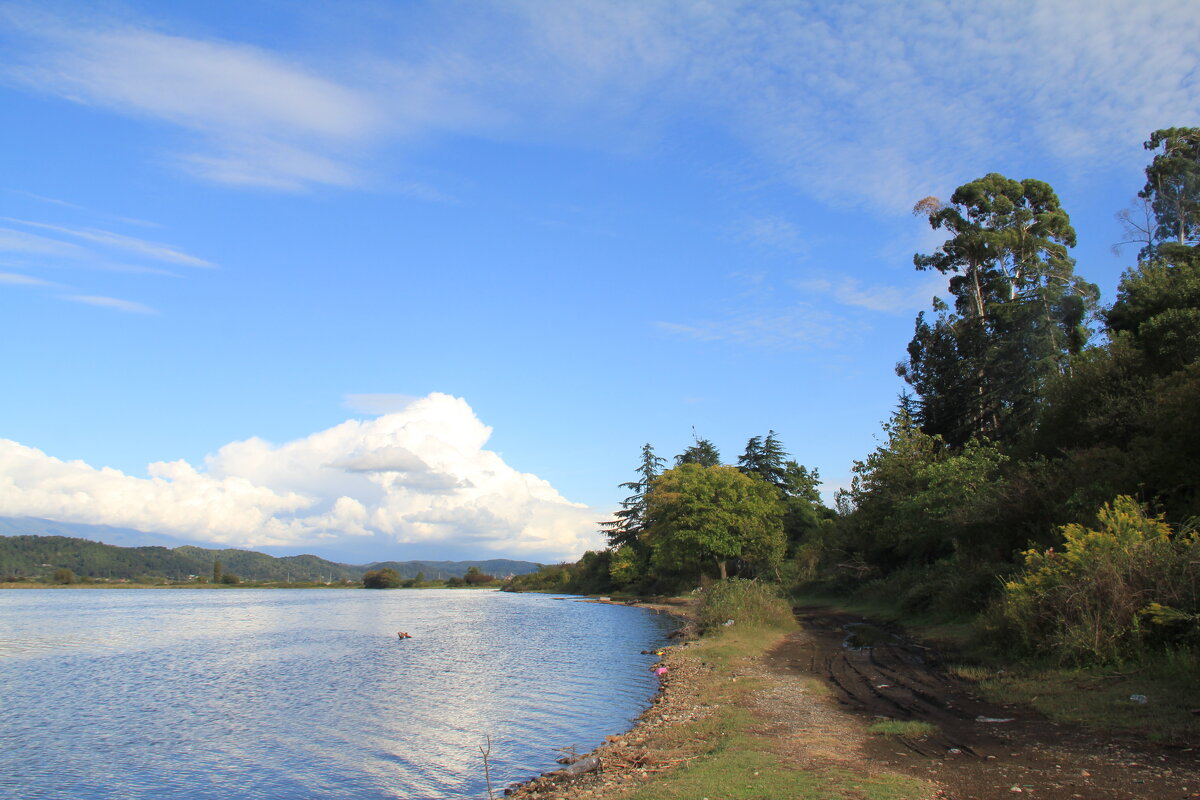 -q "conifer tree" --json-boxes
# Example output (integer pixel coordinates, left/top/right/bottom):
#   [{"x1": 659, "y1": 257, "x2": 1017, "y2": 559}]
[{"x1": 601, "y1": 443, "x2": 666, "y2": 549}]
